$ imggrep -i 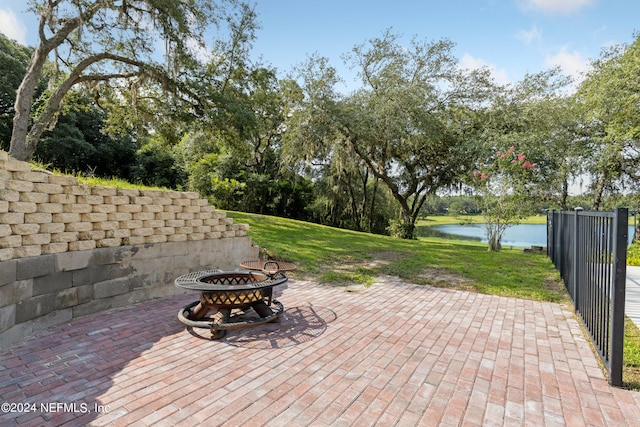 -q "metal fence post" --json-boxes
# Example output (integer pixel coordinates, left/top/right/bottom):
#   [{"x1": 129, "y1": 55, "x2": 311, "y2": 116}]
[
  {"x1": 573, "y1": 207, "x2": 582, "y2": 310},
  {"x1": 609, "y1": 207, "x2": 627, "y2": 386},
  {"x1": 547, "y1": 210, "x2": 551, "y2": 259}
]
